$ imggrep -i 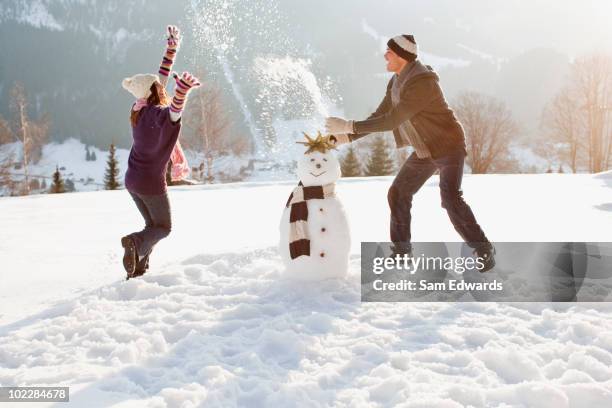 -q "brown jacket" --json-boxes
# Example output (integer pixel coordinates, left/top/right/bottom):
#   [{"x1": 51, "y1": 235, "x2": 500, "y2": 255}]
[{"x1": 350, "y1": 61, "x2": 466, "y2": 159}]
